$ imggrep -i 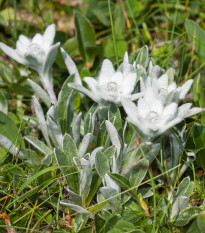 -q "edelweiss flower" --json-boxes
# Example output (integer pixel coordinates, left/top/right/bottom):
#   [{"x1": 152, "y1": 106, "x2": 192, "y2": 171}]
[
  {"x1": 68, "y1": 52, "x2": 141, "y2": 106},
  {"x1": 0, "y1": 24, "x2": 60, "y2": 76},
  {"x1": 121, "y1": 94, "x2": 202, "y2": 140},
  {"x1": 140, "y1": 62, "x2": 193, "y2": 105}
]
